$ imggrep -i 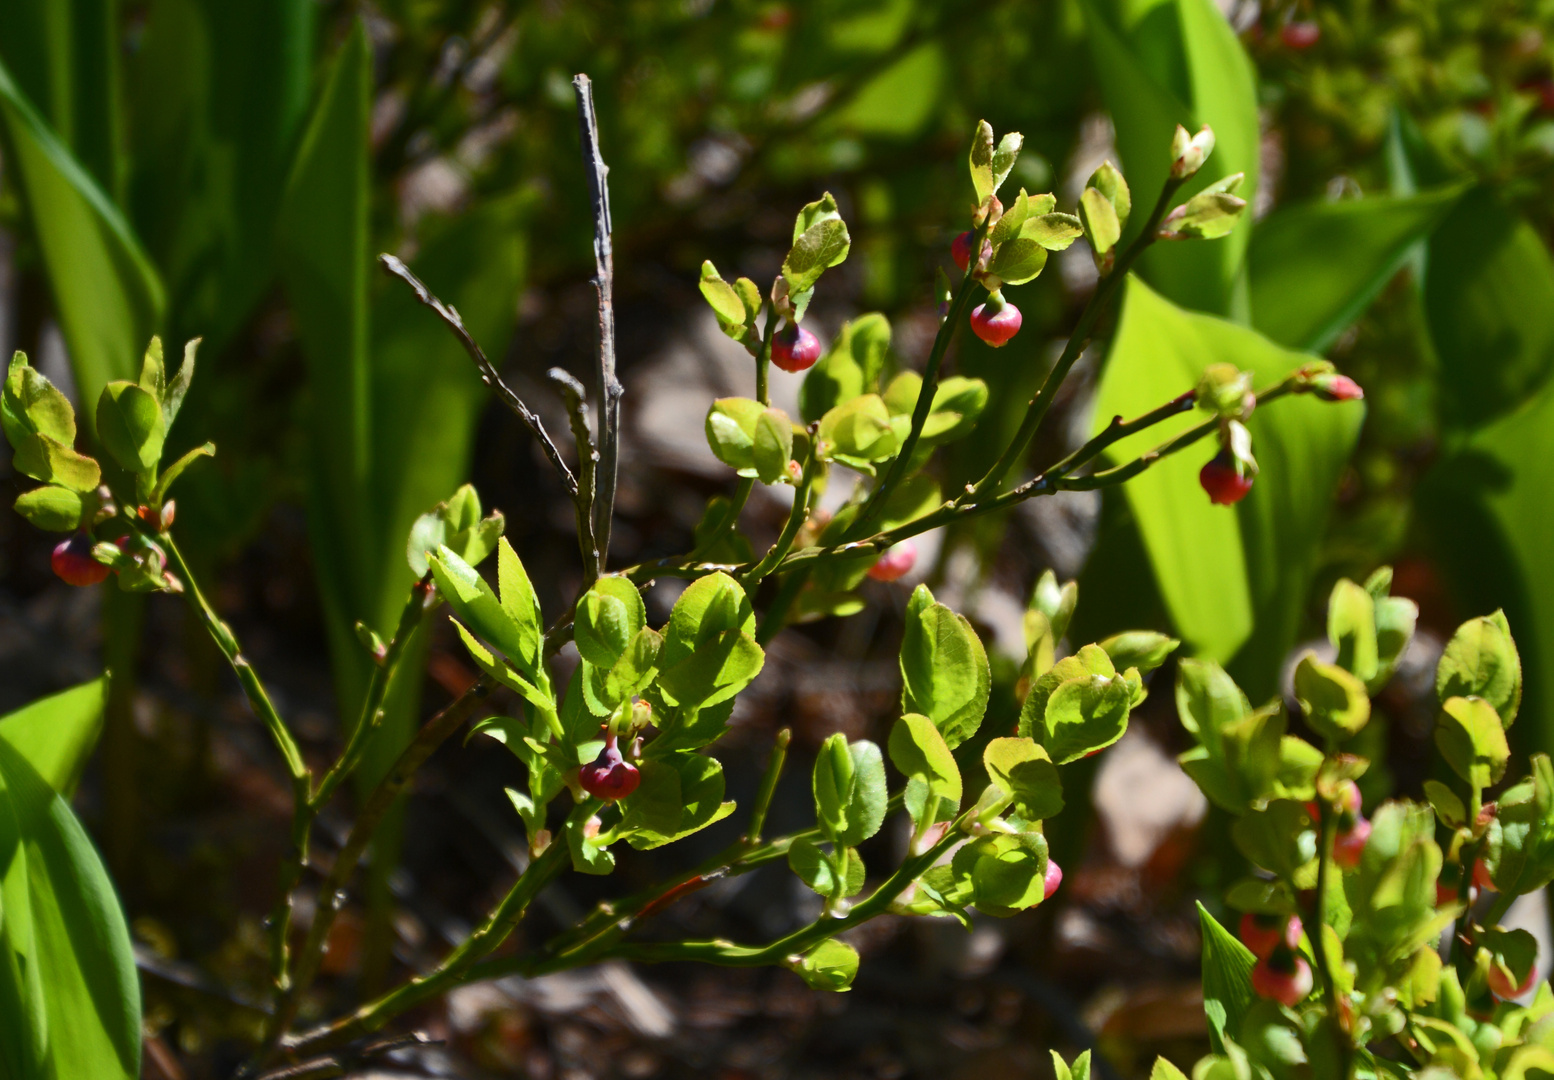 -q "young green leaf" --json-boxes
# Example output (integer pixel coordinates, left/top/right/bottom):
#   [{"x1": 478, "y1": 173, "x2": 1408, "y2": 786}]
[
  {"x1": 96, "y1": 380, "x2": 167, "y2": 474},
  {"x1": 799, "y1": 313, "x2": 891, "y2": 424},
  {"x1": 1435, "y1": 695, "x2": 1510, "y2": 789},
  {"x1": 1326, "y1": 578, "x2": 1379, "y2": 683},
  {"x1": 1293, "y1": 653, "x2": 1370, "y2": 742},
  {"x1": 899, "y1": 584, "x2": 991, "y2": 748},
  {"x1": 14, "y1": 485, "x2": 85, "y2": 532},
  {"x1": 752, "y1": 408, "x2": 794, "y2": 485},
  {"x1": 782, "y1": 193, "x2": 851, "y2": 296},
  {"x1": 705, "y1": 397, "x2": 767, "y2": 476},
  {"x1": 662, "y1": 573, "x2": 756, "y2": 668},
  {"x1": 655, "y1": 629, "x2": 764, "y2": 709},
  {"x1": 952, "y1": 831, "x2": 1049, "y2": 913},
  {"x1": 889, "y1": 712, "x2": 962, "y2": 809},
  {"x1": 1436, "y1": 612, "x2": 1522, "y2": 727},
  {"x1": 1098, "y1": 631, "x2": 1179, "y2": 675},
  {"x1": 1041, "y1": 673, "x2": 1133, "y2": 764},
  {"x1": 575, "y1": 577, "x2": 647, "y2": 668},
  {"x1": 1485, "y1": 754, "x2": 1554, "y2": 895},
  {"x1": 982, "y1": 737, "x2": 1063, "y2": 821},
  {"x1": 815, "y1": 394, "x2": 898, "y2": 472}
]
